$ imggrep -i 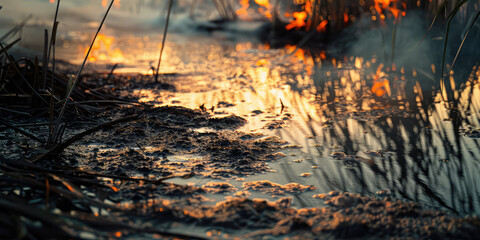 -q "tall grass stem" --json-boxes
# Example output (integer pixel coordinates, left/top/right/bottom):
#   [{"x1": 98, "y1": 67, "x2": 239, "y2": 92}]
[{"x1": 155, "y1": 0, "x2": 173, "y2": 83}]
